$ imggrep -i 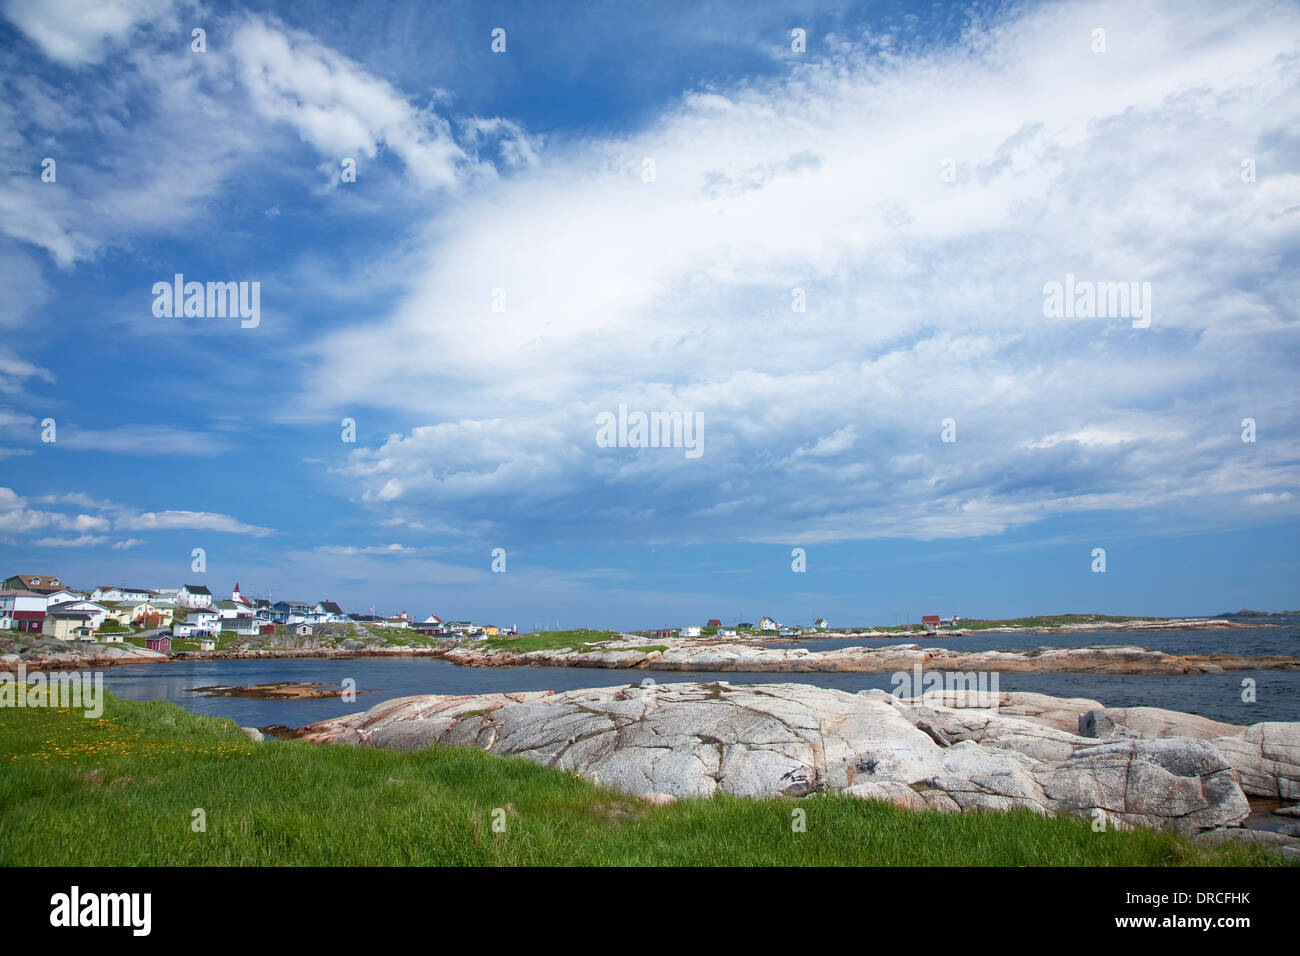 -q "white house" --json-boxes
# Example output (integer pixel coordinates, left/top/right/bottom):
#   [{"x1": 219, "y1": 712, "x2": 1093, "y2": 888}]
[
  {"x1": 717, "y1": 628, "x2": 738, "y2": 638},
  {"x1": 177, "y1": 609, "x2": 220, "y2": 636},
  {"x1": 92, "y1": 585, "x2": 155, "y2": 603},
  {"x1": 679, "y1": 625, "x2": 702, "y2": 638},
  {"x1": 176, "y1": 584, "x2": 213, "y2": 608},
  {"x1": 175, "y1": 620, "x2": 217, "y2": 639},
  {"x1": 759, "y1": 616, "x2": 778, "y2": 631},
  {"x1": 43, "y1": 588, "x2": 88, "y2": 605},
  {"x1": 215, "y1": 601, "x2": 242, "y2": 620},
  {"x1": 312, "y1": 601, "x2": 346, "y2": 623},
  {"x1": 225, "y1": 616, "x2": 261, "y2": 636},
  {"x1": 0, "y1": 590, "x2": 49, "y2": 631},
  {"x1": 814, "y1": 618, "x2": 829, "y2": 629}
]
